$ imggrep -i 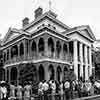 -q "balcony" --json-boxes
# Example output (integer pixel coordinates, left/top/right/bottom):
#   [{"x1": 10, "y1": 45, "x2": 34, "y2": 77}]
[{"x1": 4, "y1": 52, "x2": 71, "y2": 66}]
